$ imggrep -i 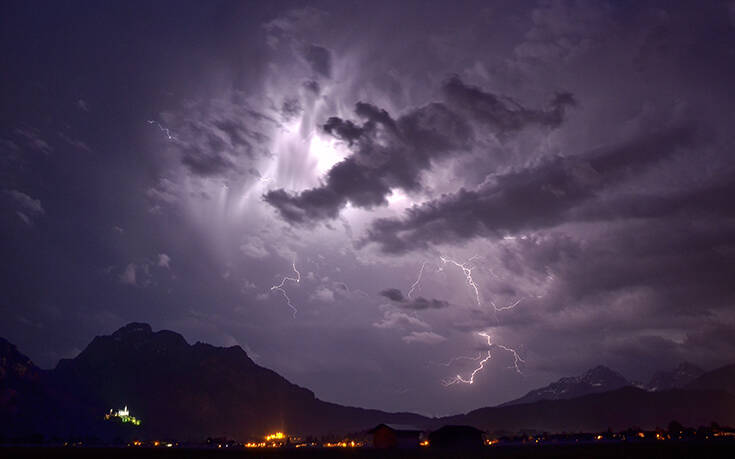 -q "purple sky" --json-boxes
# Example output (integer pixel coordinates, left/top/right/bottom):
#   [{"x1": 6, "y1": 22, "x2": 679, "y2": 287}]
[{"x1": 2, "y1": 0, "x2": 735, "y2": 416}]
